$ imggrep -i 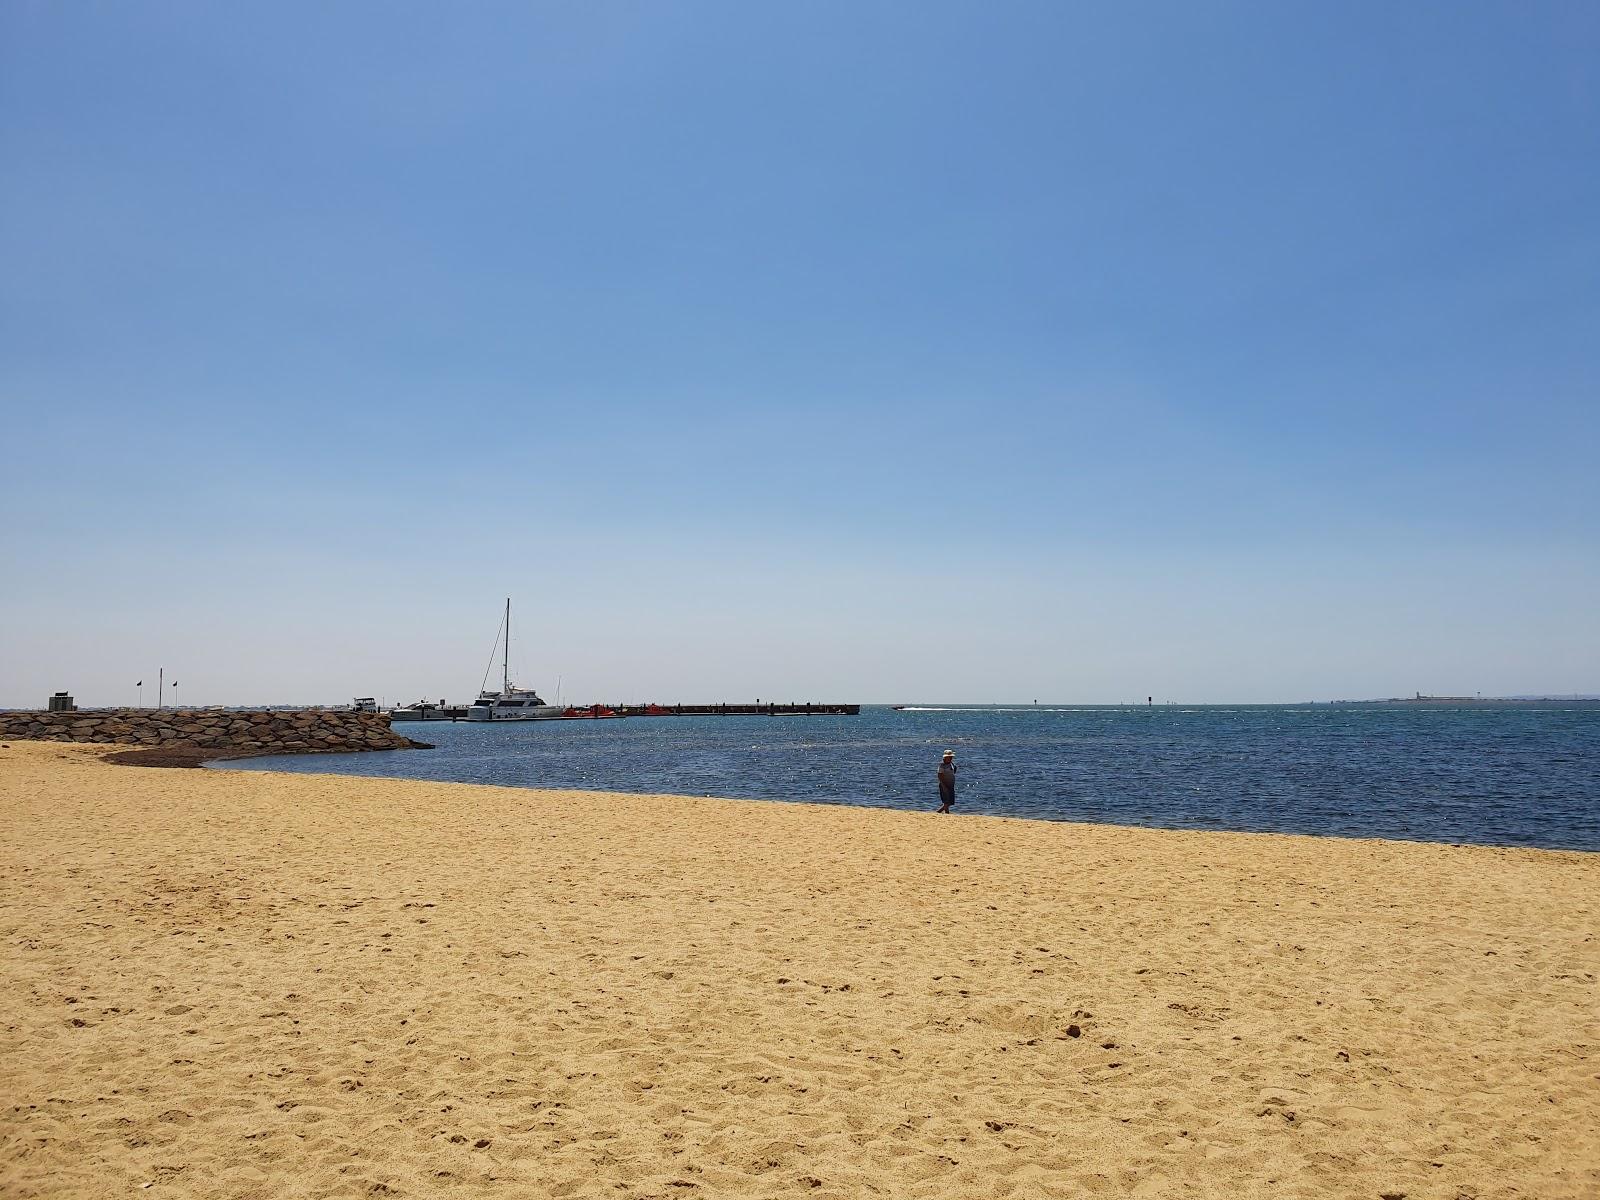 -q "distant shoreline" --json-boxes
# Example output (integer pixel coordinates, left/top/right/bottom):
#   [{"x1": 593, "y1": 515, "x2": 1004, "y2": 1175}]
[
  {"x1": 5, "y1": 696, "x2": 1597, "y2": 715},
  {"x1": 1329, "y1": 696, "x2": 1600, "y2": 705}
]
